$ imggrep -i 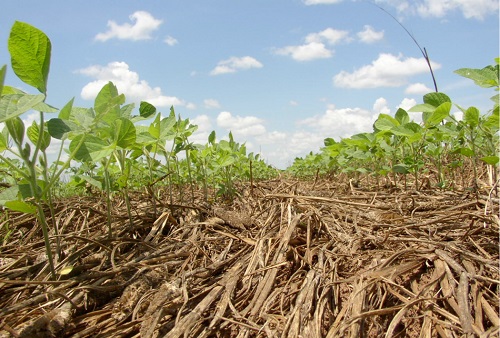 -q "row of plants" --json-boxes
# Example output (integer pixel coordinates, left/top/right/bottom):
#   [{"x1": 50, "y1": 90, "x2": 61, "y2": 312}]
[
  {"x1": 0, "y1": 22, "x2": 276, "y2": 279},
  {"x1": 287, "y1": 59, "x2": 499, "y2": 191}
]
